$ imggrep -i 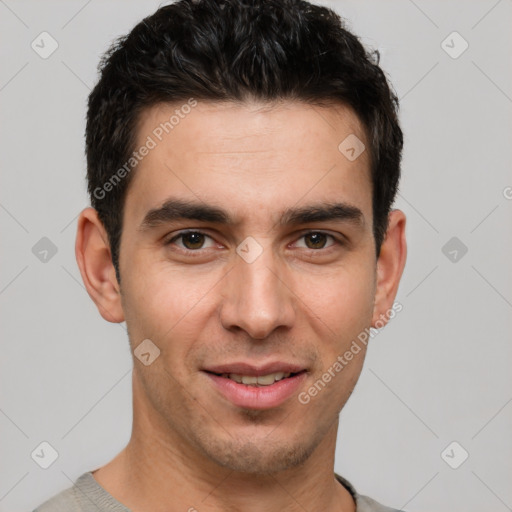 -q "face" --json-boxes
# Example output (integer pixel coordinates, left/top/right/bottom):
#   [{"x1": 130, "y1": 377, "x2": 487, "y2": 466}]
[{"x1": 112, "y1": 100, "x2": 381, "y2": 473}]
